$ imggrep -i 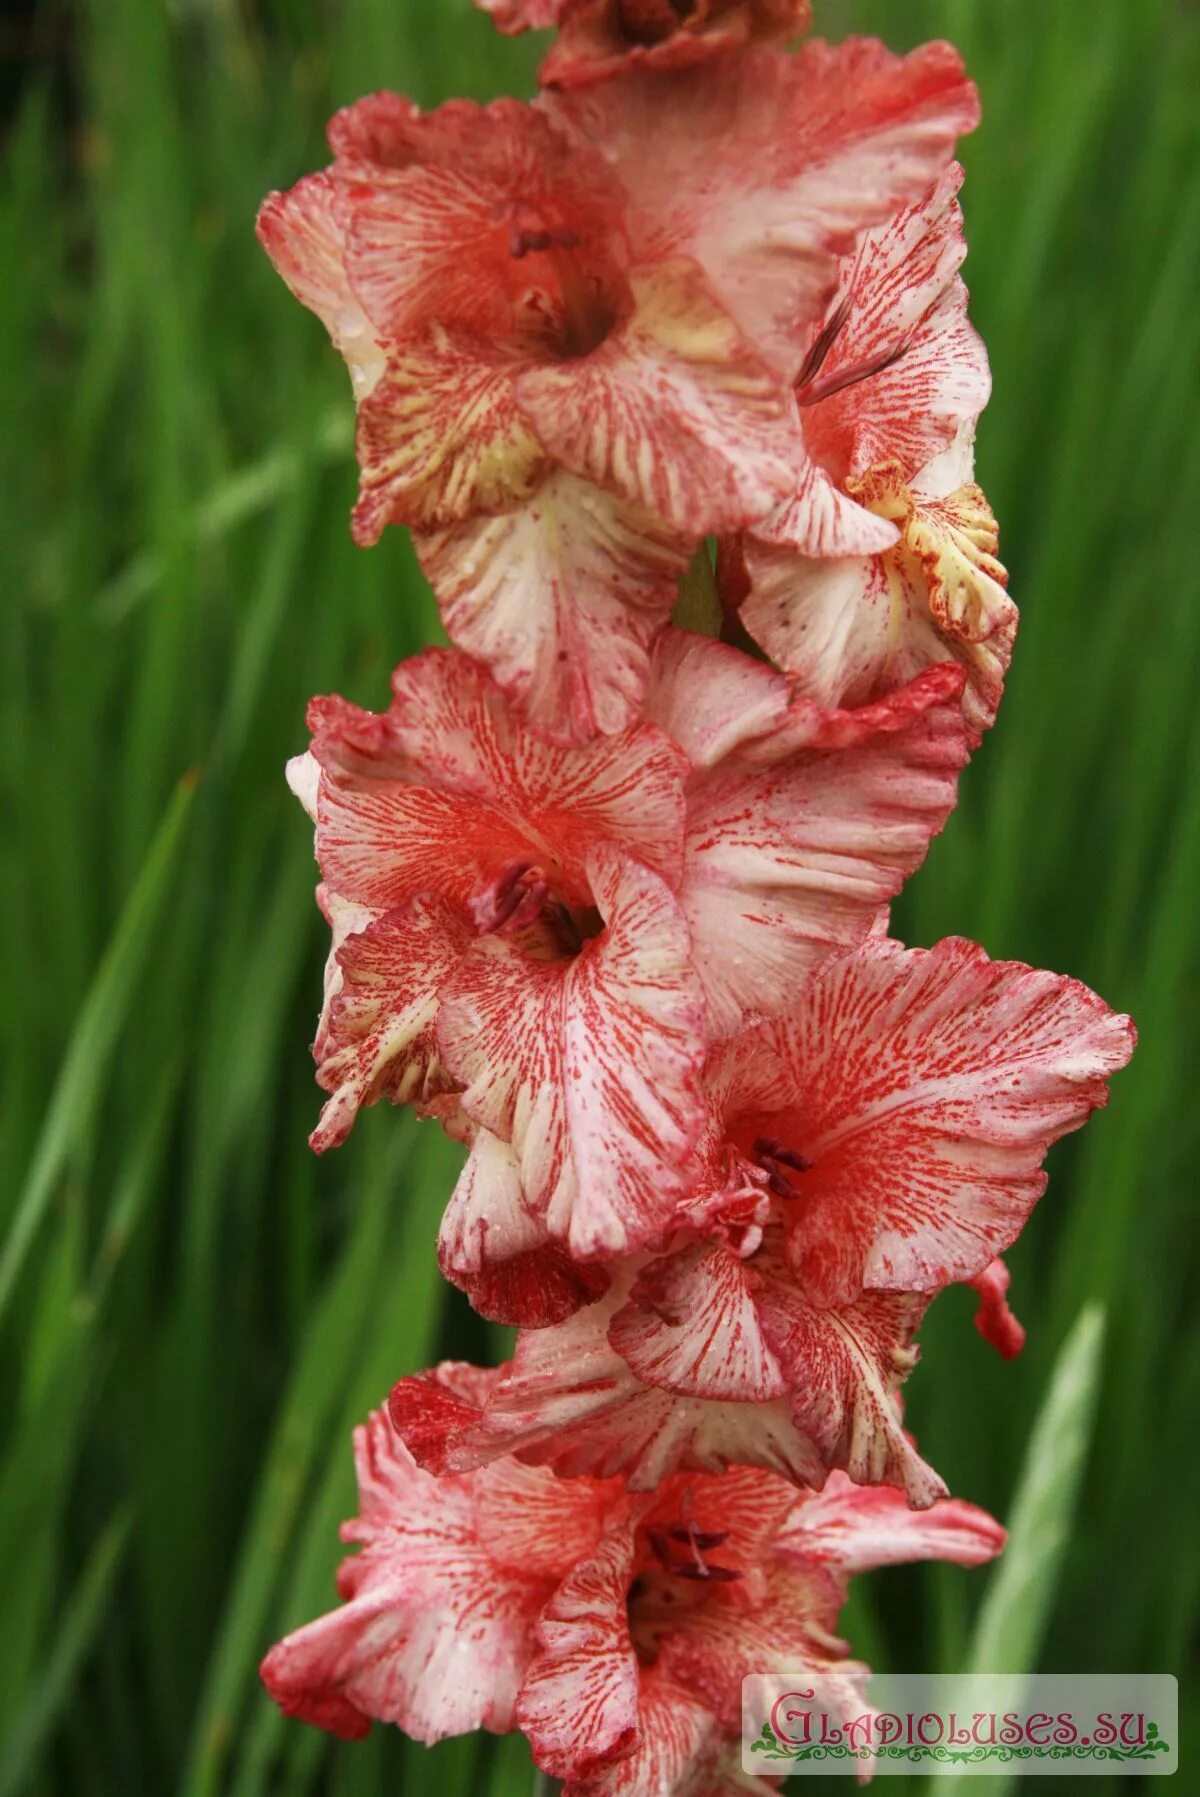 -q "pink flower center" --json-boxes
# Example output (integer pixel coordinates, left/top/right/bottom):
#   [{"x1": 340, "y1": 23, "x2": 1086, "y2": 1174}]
[
  {"x1": 628, "y1": 1506, "x2": 744, "y2": 1662},
  {"x1": 752, "y1": 1134, "x2": 812, "y2": 1199},
  {"x1": 616, "y1": 0, "x2": 697, "y2": 43},
  {"x1": 498, "y1": 202, "x2": 619, "y2": 359},
  {"x1": 794, "y1": 294, "x2": 913, "y2": 408},
  {"x1": 469, "y1": 858, "x2": 602, "y2": 955}
]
